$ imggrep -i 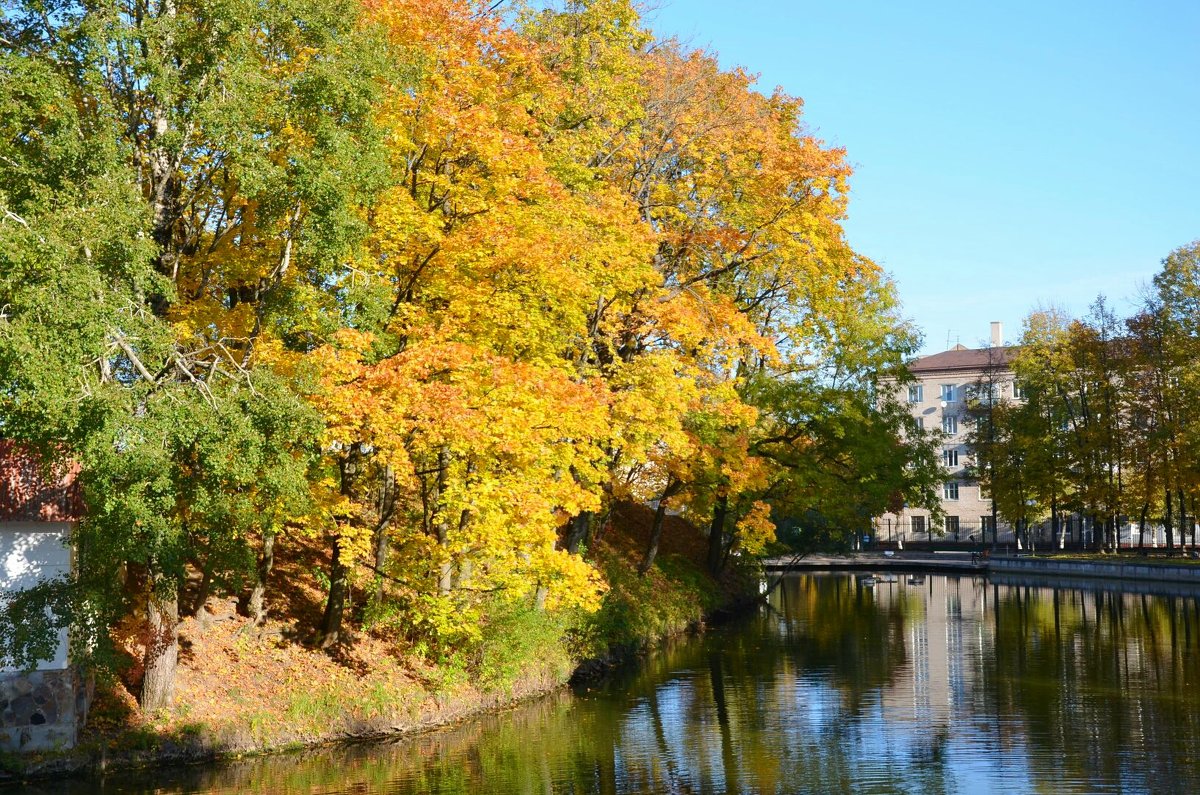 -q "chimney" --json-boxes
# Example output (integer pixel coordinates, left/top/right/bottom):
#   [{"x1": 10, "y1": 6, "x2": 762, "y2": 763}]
[{"x1": 990, "y1": 321, "x2": 1003, "y2": 348}]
